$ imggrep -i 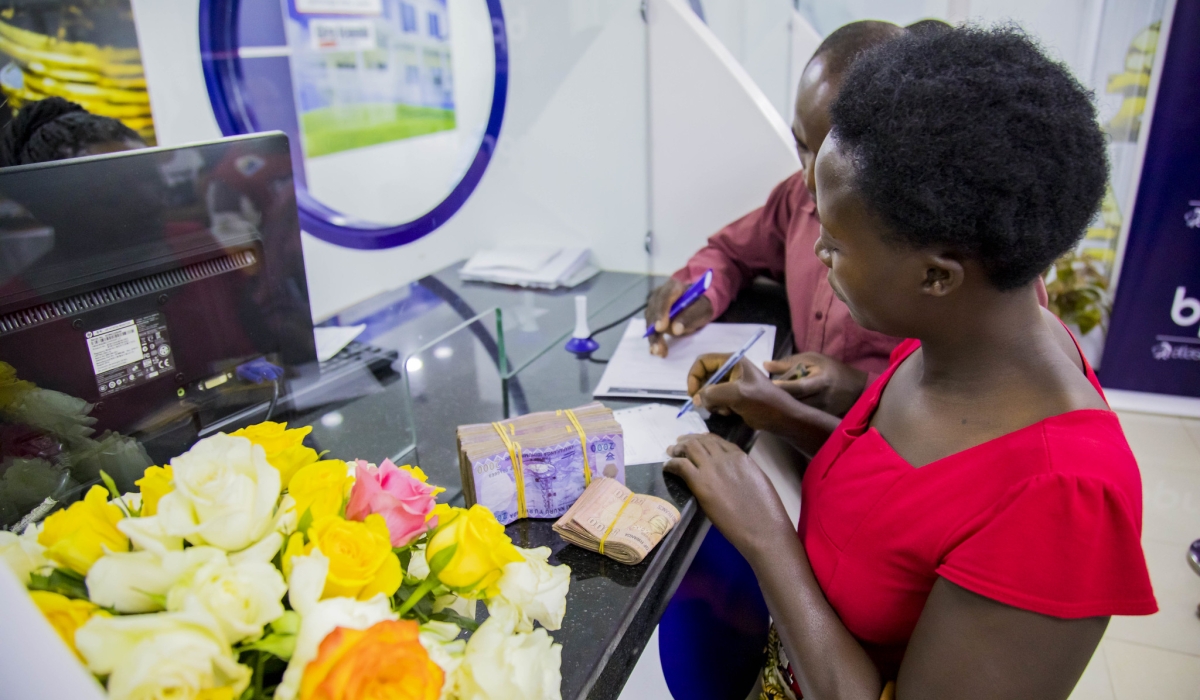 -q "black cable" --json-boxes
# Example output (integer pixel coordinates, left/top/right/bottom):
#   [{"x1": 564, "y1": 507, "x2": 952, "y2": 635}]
[
  {"x1": 573, "y1": 302, "x2": 649, "y2": 364},
  {"x1": 588, "y1": 302, "x2": 648, "y2": 339}
]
